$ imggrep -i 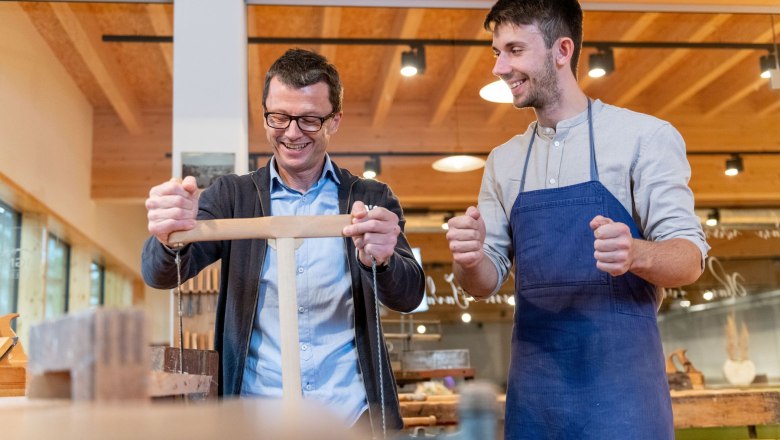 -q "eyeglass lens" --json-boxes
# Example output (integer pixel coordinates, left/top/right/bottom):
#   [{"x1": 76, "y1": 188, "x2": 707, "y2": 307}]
[{"x1": 266, "y1": 113, "x2": 325, "y2": 132}]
